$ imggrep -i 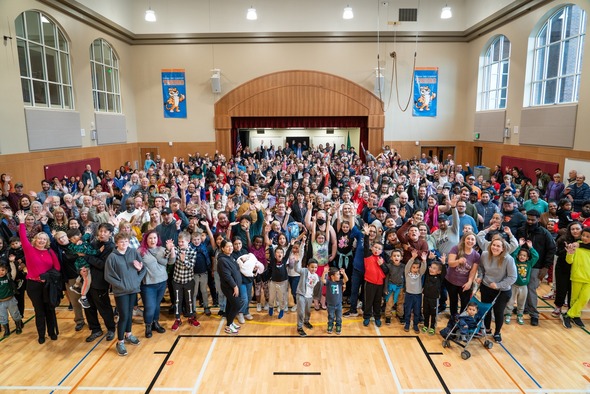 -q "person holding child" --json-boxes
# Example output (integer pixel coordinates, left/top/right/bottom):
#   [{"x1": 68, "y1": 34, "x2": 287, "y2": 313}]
[{"x1": 66, "y1": 228, "x2": 101, "y2": 309}]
